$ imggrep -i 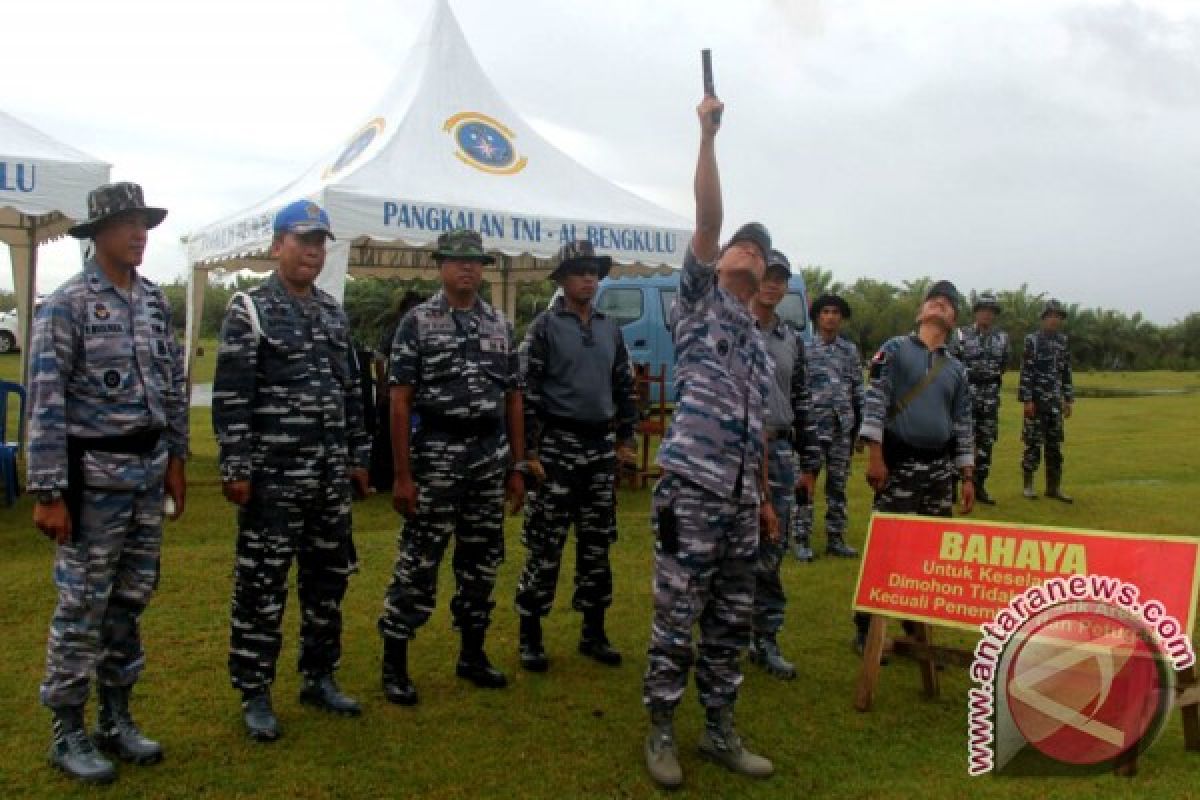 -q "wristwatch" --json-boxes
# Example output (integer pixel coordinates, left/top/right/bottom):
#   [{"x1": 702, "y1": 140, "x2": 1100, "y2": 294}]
[{"x1": 36, "y1": 489, "x2": 64, "y2": 505}]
